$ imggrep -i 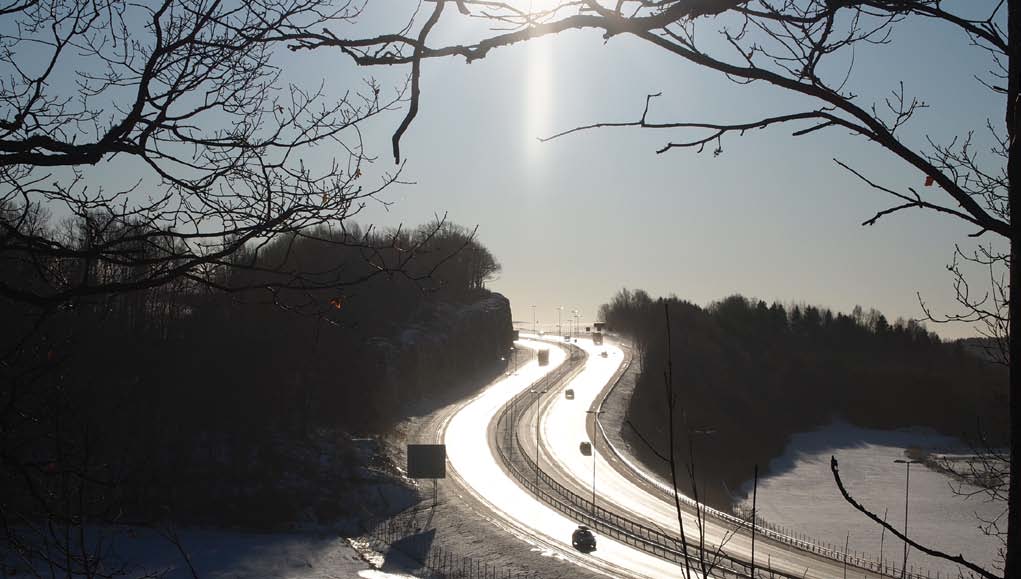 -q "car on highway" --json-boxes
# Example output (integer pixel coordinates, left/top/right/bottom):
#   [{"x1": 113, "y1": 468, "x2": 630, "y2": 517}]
[
  {"x1": 600, "y1": 351, "x2": 608, "y2": 358},
  {"x1": 565, "y1": 389, "x2": 574, "y2": 399},
  {"x1": 572, "y1": 525, "x2": 597, "y2": 553}
]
